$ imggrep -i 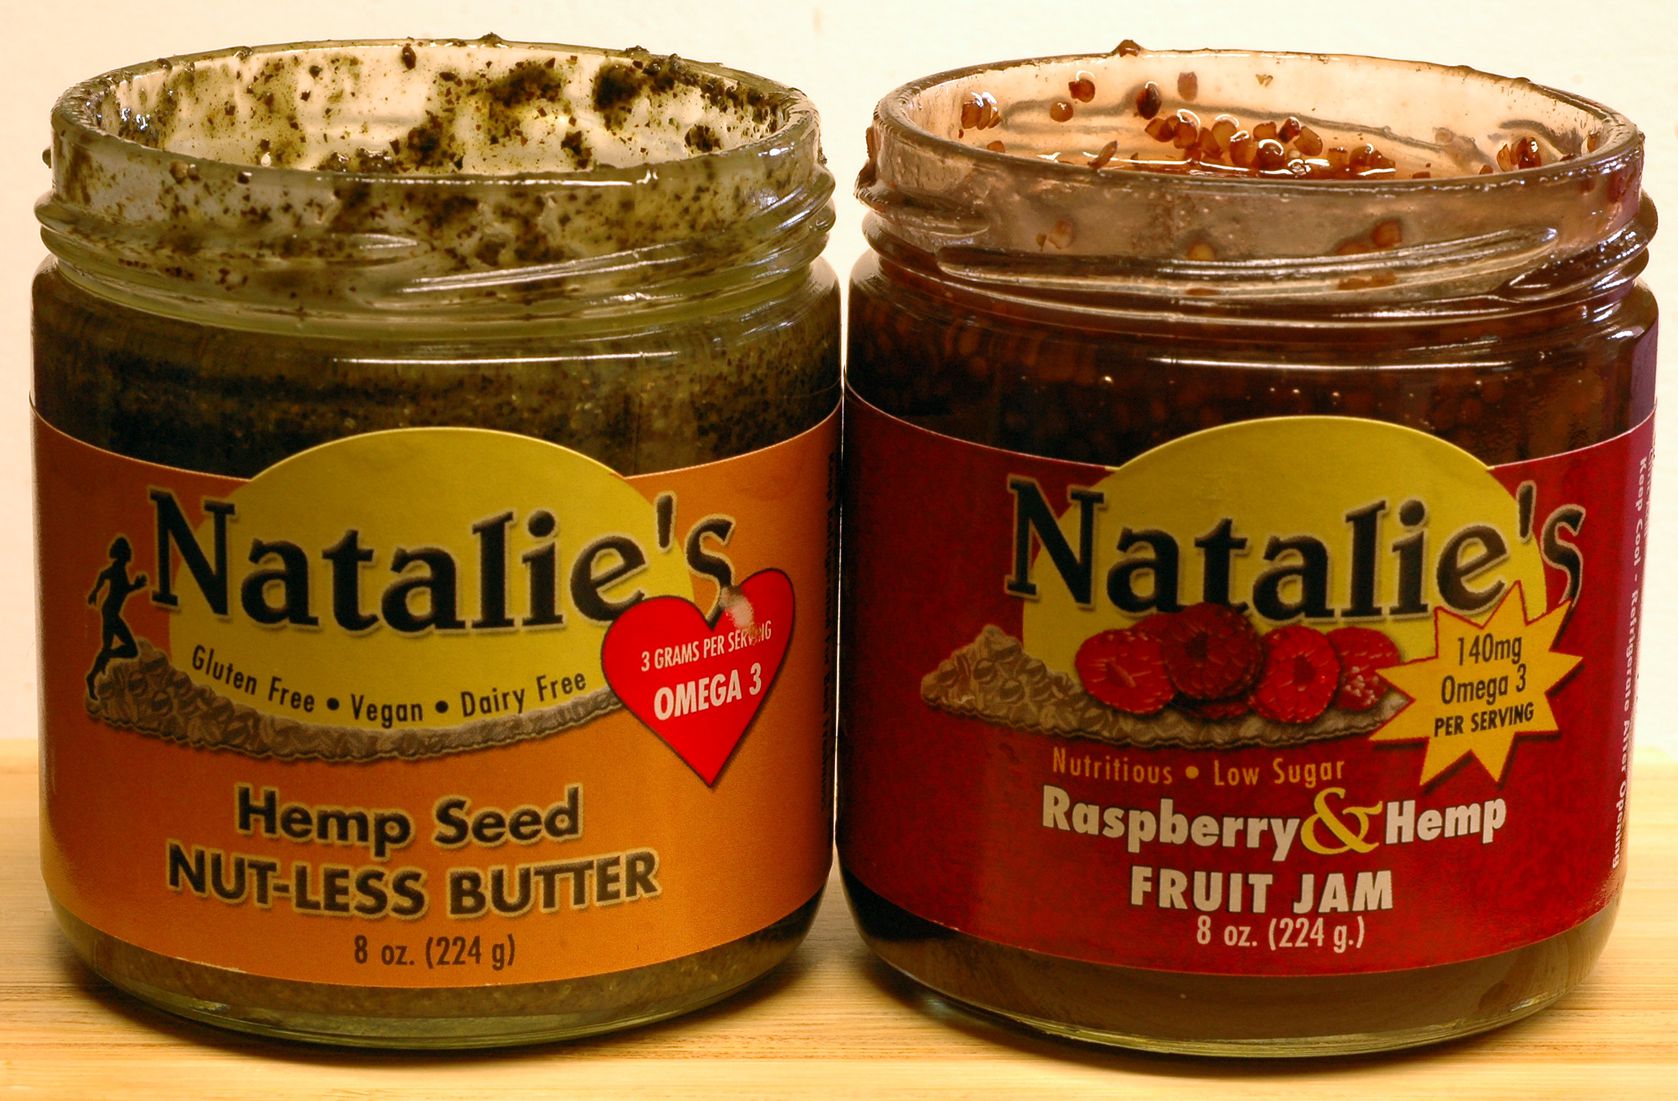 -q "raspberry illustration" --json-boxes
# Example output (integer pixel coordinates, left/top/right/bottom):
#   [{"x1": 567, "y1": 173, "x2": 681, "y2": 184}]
[
  {"x1": 1129, "y1": 611, "x2": 1178, "y2": 641},
  {"x1": 1075, "y1": 629, "x2": 1176, "y2": 715},
  {"x1": 1327, "y1": 626, "x2": 1402, "y2": 712},
  {"x1": 1155, "y1": 602, "x2": 1262, "y2": 701},
  {"x1": 1250, "y1": 625, "x2": 1342, "y2": 724},
  {"x1": 1180, "y1": 695, "x2": 1252, "y2": 721}
]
